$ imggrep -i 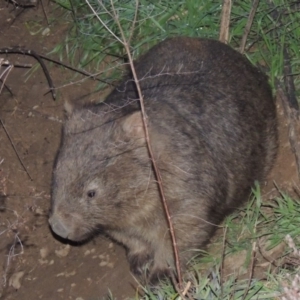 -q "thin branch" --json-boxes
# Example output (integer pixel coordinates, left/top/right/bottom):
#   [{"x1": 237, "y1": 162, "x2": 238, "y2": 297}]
[
  {"x1": 0, "y1": 47, "x2": 116, "y2": 98},
  {"x1": 40, "y1": 0, "x2": 50, "y2": 25},
  {"x1": 109, "y1": 0, "x2": 183, "y2": 290},
  {"x1": 128, "y1": 0, "x2": 139, "y2": 45},
  {"x1": 8, "y1": 0, "x2": 37, "y2": 8},
  {"x1": 38, "y1": 52, "x2": 114, "y2": 87},
  {"x1": 0, "y1": 47, "x2": 56, "y2": 99},
  {"x1": 219, "y1": 0, "x2": 232, "y2": 43},
  {"x1": 0, "y1": 63, "x2": 14, "y2": 95},
  {"x1": 1, "y1": 60, "x2": 32, "y2": 68},
  {"x1": 0, "y1": 119, "x2": 33, "y2": 181},
  {"x1": 85, "y1": 0, "x2": 124, "y2": 44},
  {"x1": 239, "y1": 0, "x2": 260, "y2": 54}
]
